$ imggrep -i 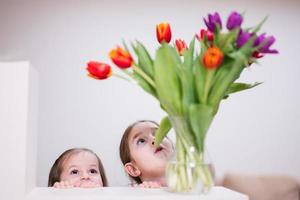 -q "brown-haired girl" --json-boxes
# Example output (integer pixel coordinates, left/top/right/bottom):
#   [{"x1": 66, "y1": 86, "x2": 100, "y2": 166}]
[
  {"x1": 119, "y1": 120, "x2": 174, "y2": 188},
  {"x1": 48, "y1": 148, "x2": 108, "y2": 188}
]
